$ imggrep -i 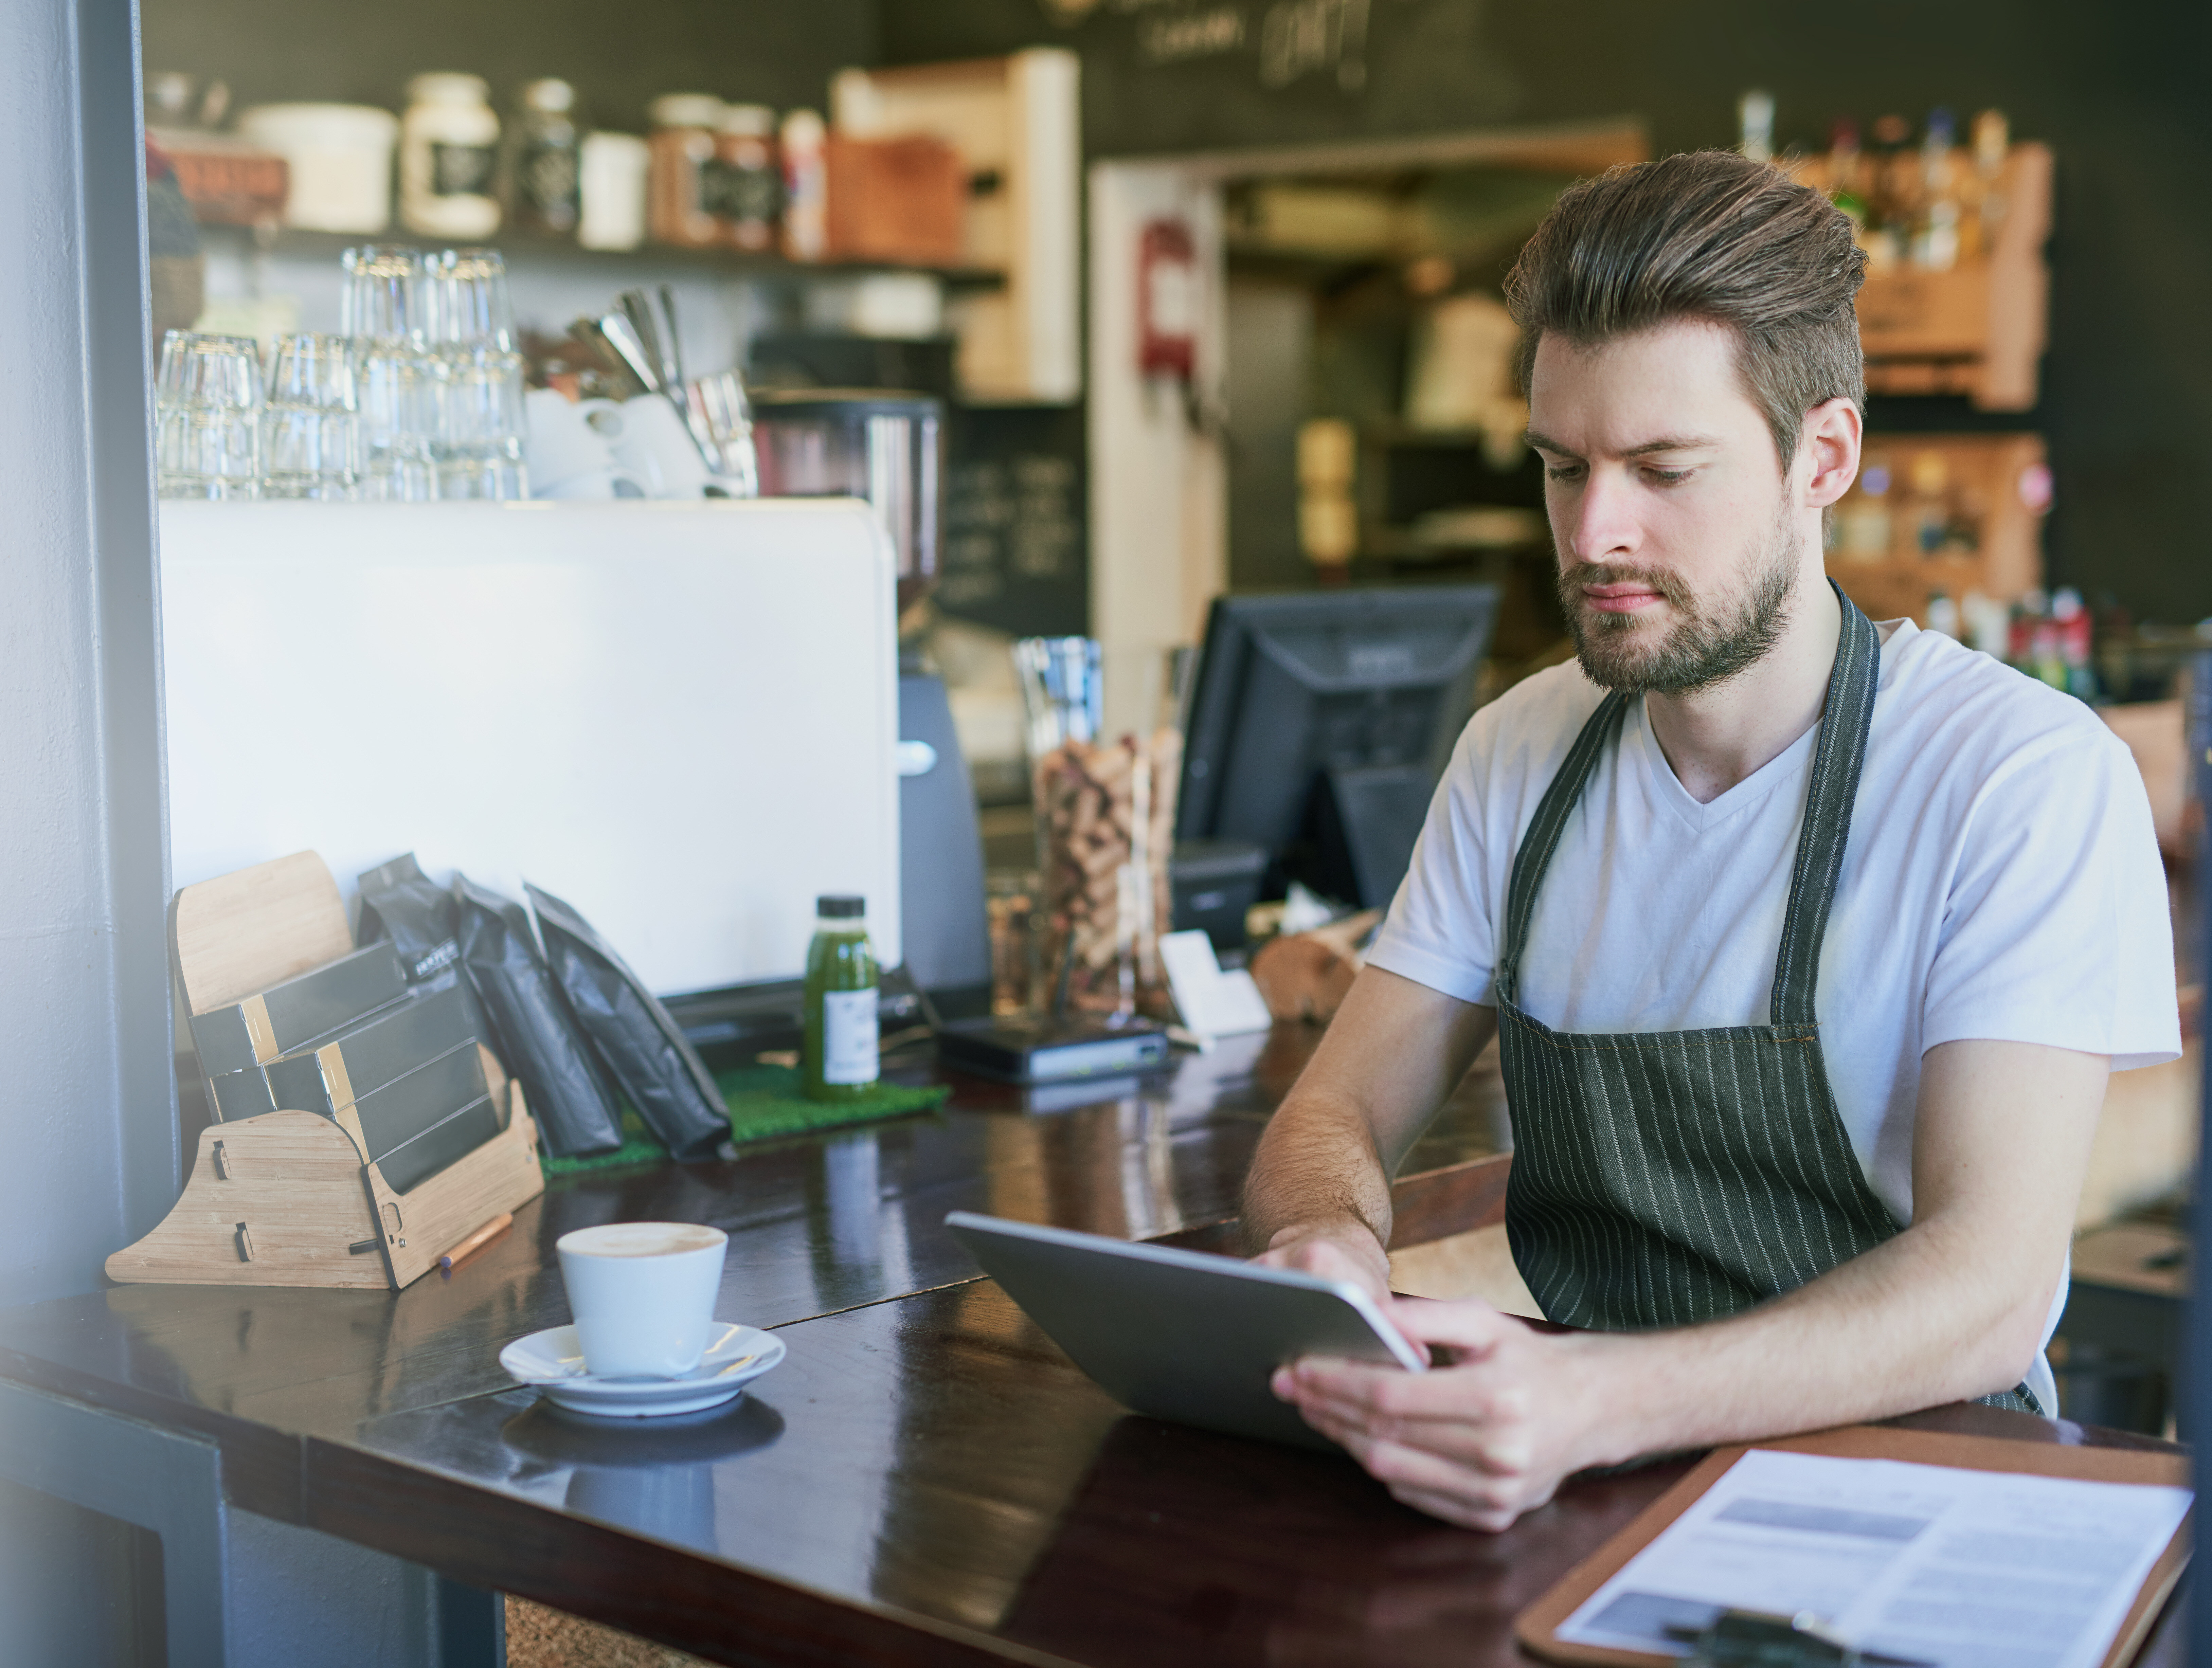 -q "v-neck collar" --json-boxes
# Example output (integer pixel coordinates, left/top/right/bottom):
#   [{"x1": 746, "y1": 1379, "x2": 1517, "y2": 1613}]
[{"x1": 1625, "y1": 693, "x2": 1825, "y2": 836}]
